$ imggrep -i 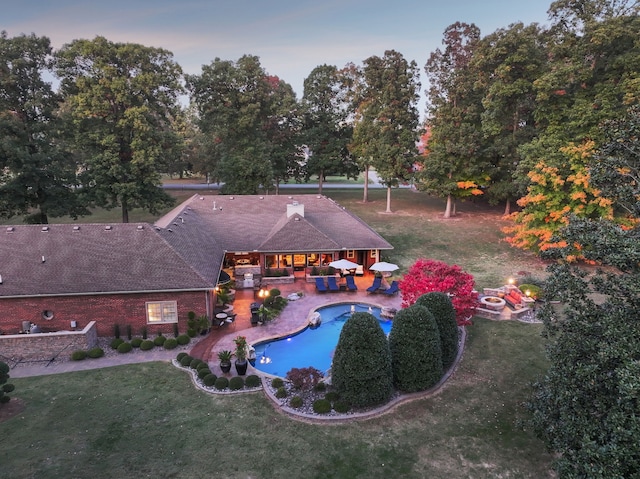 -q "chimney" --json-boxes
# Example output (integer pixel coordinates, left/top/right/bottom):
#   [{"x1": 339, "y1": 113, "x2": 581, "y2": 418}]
[{"x1": 287, "y1": 201, "x2": 304, "y2": 218}]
